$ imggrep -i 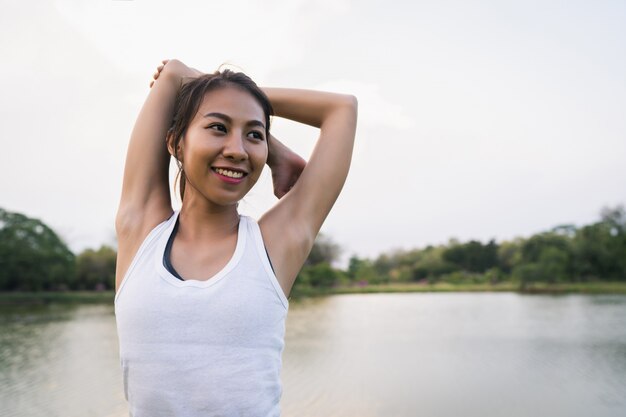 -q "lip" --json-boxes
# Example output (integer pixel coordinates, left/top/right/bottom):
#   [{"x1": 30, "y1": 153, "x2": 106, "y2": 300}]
[{"x1": 211, "y1": 167, "x2": 246, "y2": 184}]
